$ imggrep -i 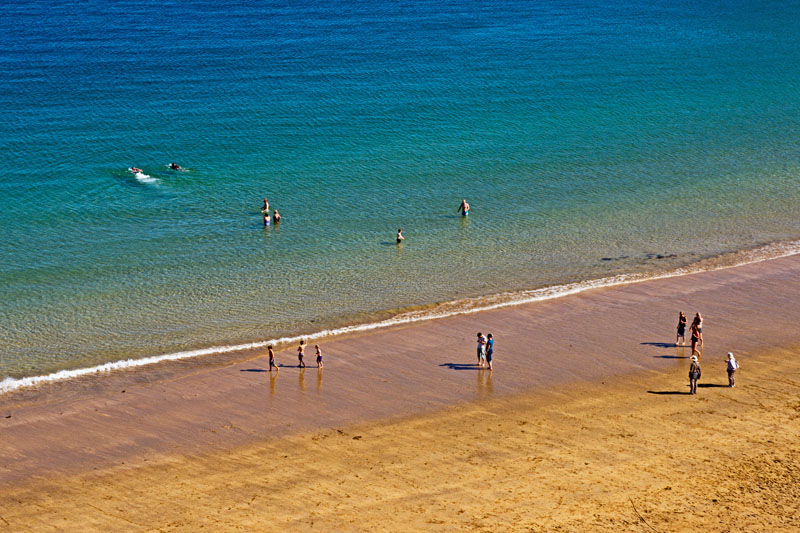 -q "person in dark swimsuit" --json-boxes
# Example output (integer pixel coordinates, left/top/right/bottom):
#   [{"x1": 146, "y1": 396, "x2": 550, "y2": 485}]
[
  {"x1": 690, "y1": 324, "x2": 701, "y2": 358},
  {"x1": 676, "y1": 311, "x2": 687, "y2": 346},
  {"x1": 457, "y1": 199, "x2": 470, "y2": 216},
  {"x1": 268, "y1": 345, "x2": 278, "y2": 372},
  {"x1": 297, "y1": 340, "x2": 306, "y2": 368},
  {"x1": 396, "y1": 229, "x2": 404, "y2": 243},
  {"x1": 485, "y1": 333, "x2": 494, "y2": 370}
]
